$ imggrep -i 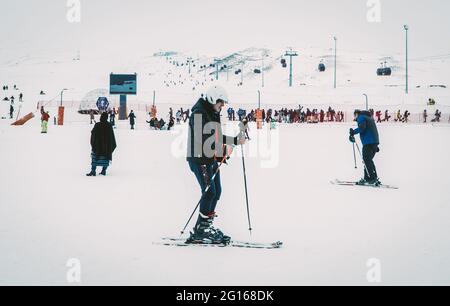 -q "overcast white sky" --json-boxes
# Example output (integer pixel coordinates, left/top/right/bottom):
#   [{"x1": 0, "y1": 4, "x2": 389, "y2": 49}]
[{"x1": 1, "y1": 0, "x2": 449, "y2": 58}]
